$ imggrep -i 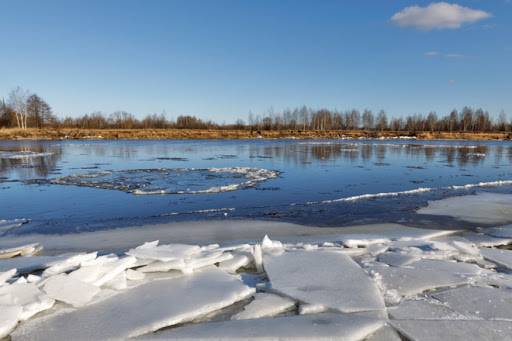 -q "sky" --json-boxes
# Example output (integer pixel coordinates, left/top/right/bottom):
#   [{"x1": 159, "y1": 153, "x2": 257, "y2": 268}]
[{"x1": 0, "y1": 0, "x2": 511, "y2": 123}]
